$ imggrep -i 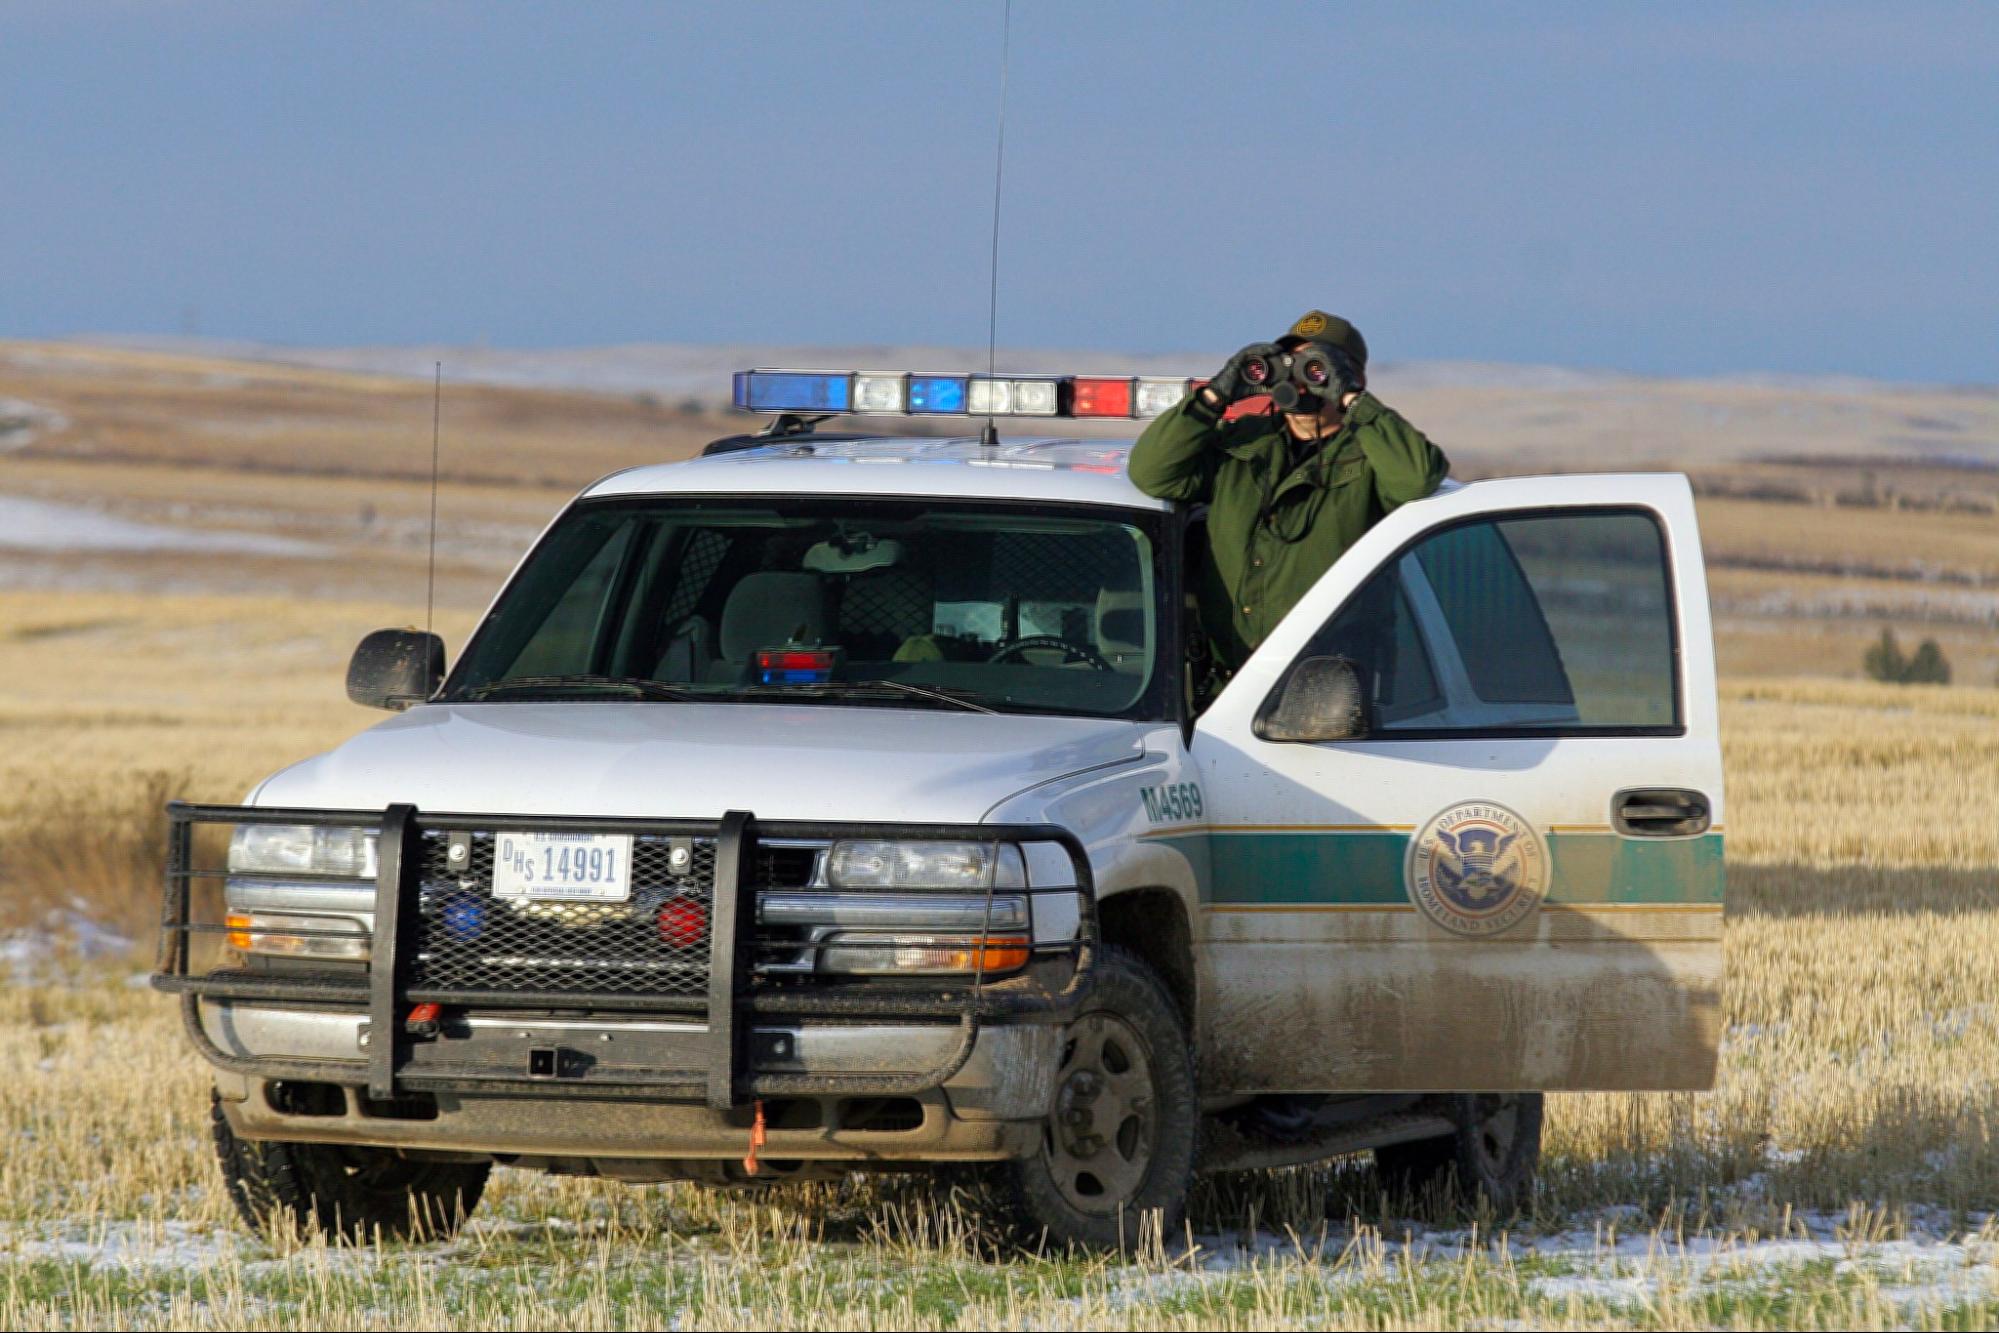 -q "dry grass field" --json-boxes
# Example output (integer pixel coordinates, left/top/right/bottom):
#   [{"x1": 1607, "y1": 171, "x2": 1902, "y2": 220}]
[
  {"x1": 2, "y1": 341, "x2": 1997, "y2": 1327},
  {"x1": 4, "y1": 675, "x2": 1995, "y2": 1328}
]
